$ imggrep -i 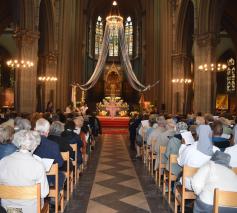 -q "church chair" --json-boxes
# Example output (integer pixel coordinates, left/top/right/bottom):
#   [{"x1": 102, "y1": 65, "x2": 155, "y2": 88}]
[
  {"x1": 174, "y1": 166, "x2": 198, "y2": 213},
  {"x1": 232, "y1": 167, "x2": 237, "y2": 175},
  {"x1": 163, "y1": 154, "x2": 178, "y2": 204},
  {"x1": 61, "y1": 151, "x2": 74, "y2": 202},
  {"x1": 213, "y1": 188, "x2": 237, "y2": 213},
  {"x1": 148, "y1": 139, "x2": 157, "y2": 176},
  {"x1": 156, "y1": 145, "x2": 167, "y2": 187},
  {"x1": 70, "y1": 144, "x2": 79, "y2": 185},
  {"x1": 47, "y1": 163, "x2": 64, "y2": 213},
  {"x1": 140, "y1": 127, "x2": 146, "y2": 164},
  {"x1": 0, "y1": 183, "x2": 49, "y2": 213}
]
